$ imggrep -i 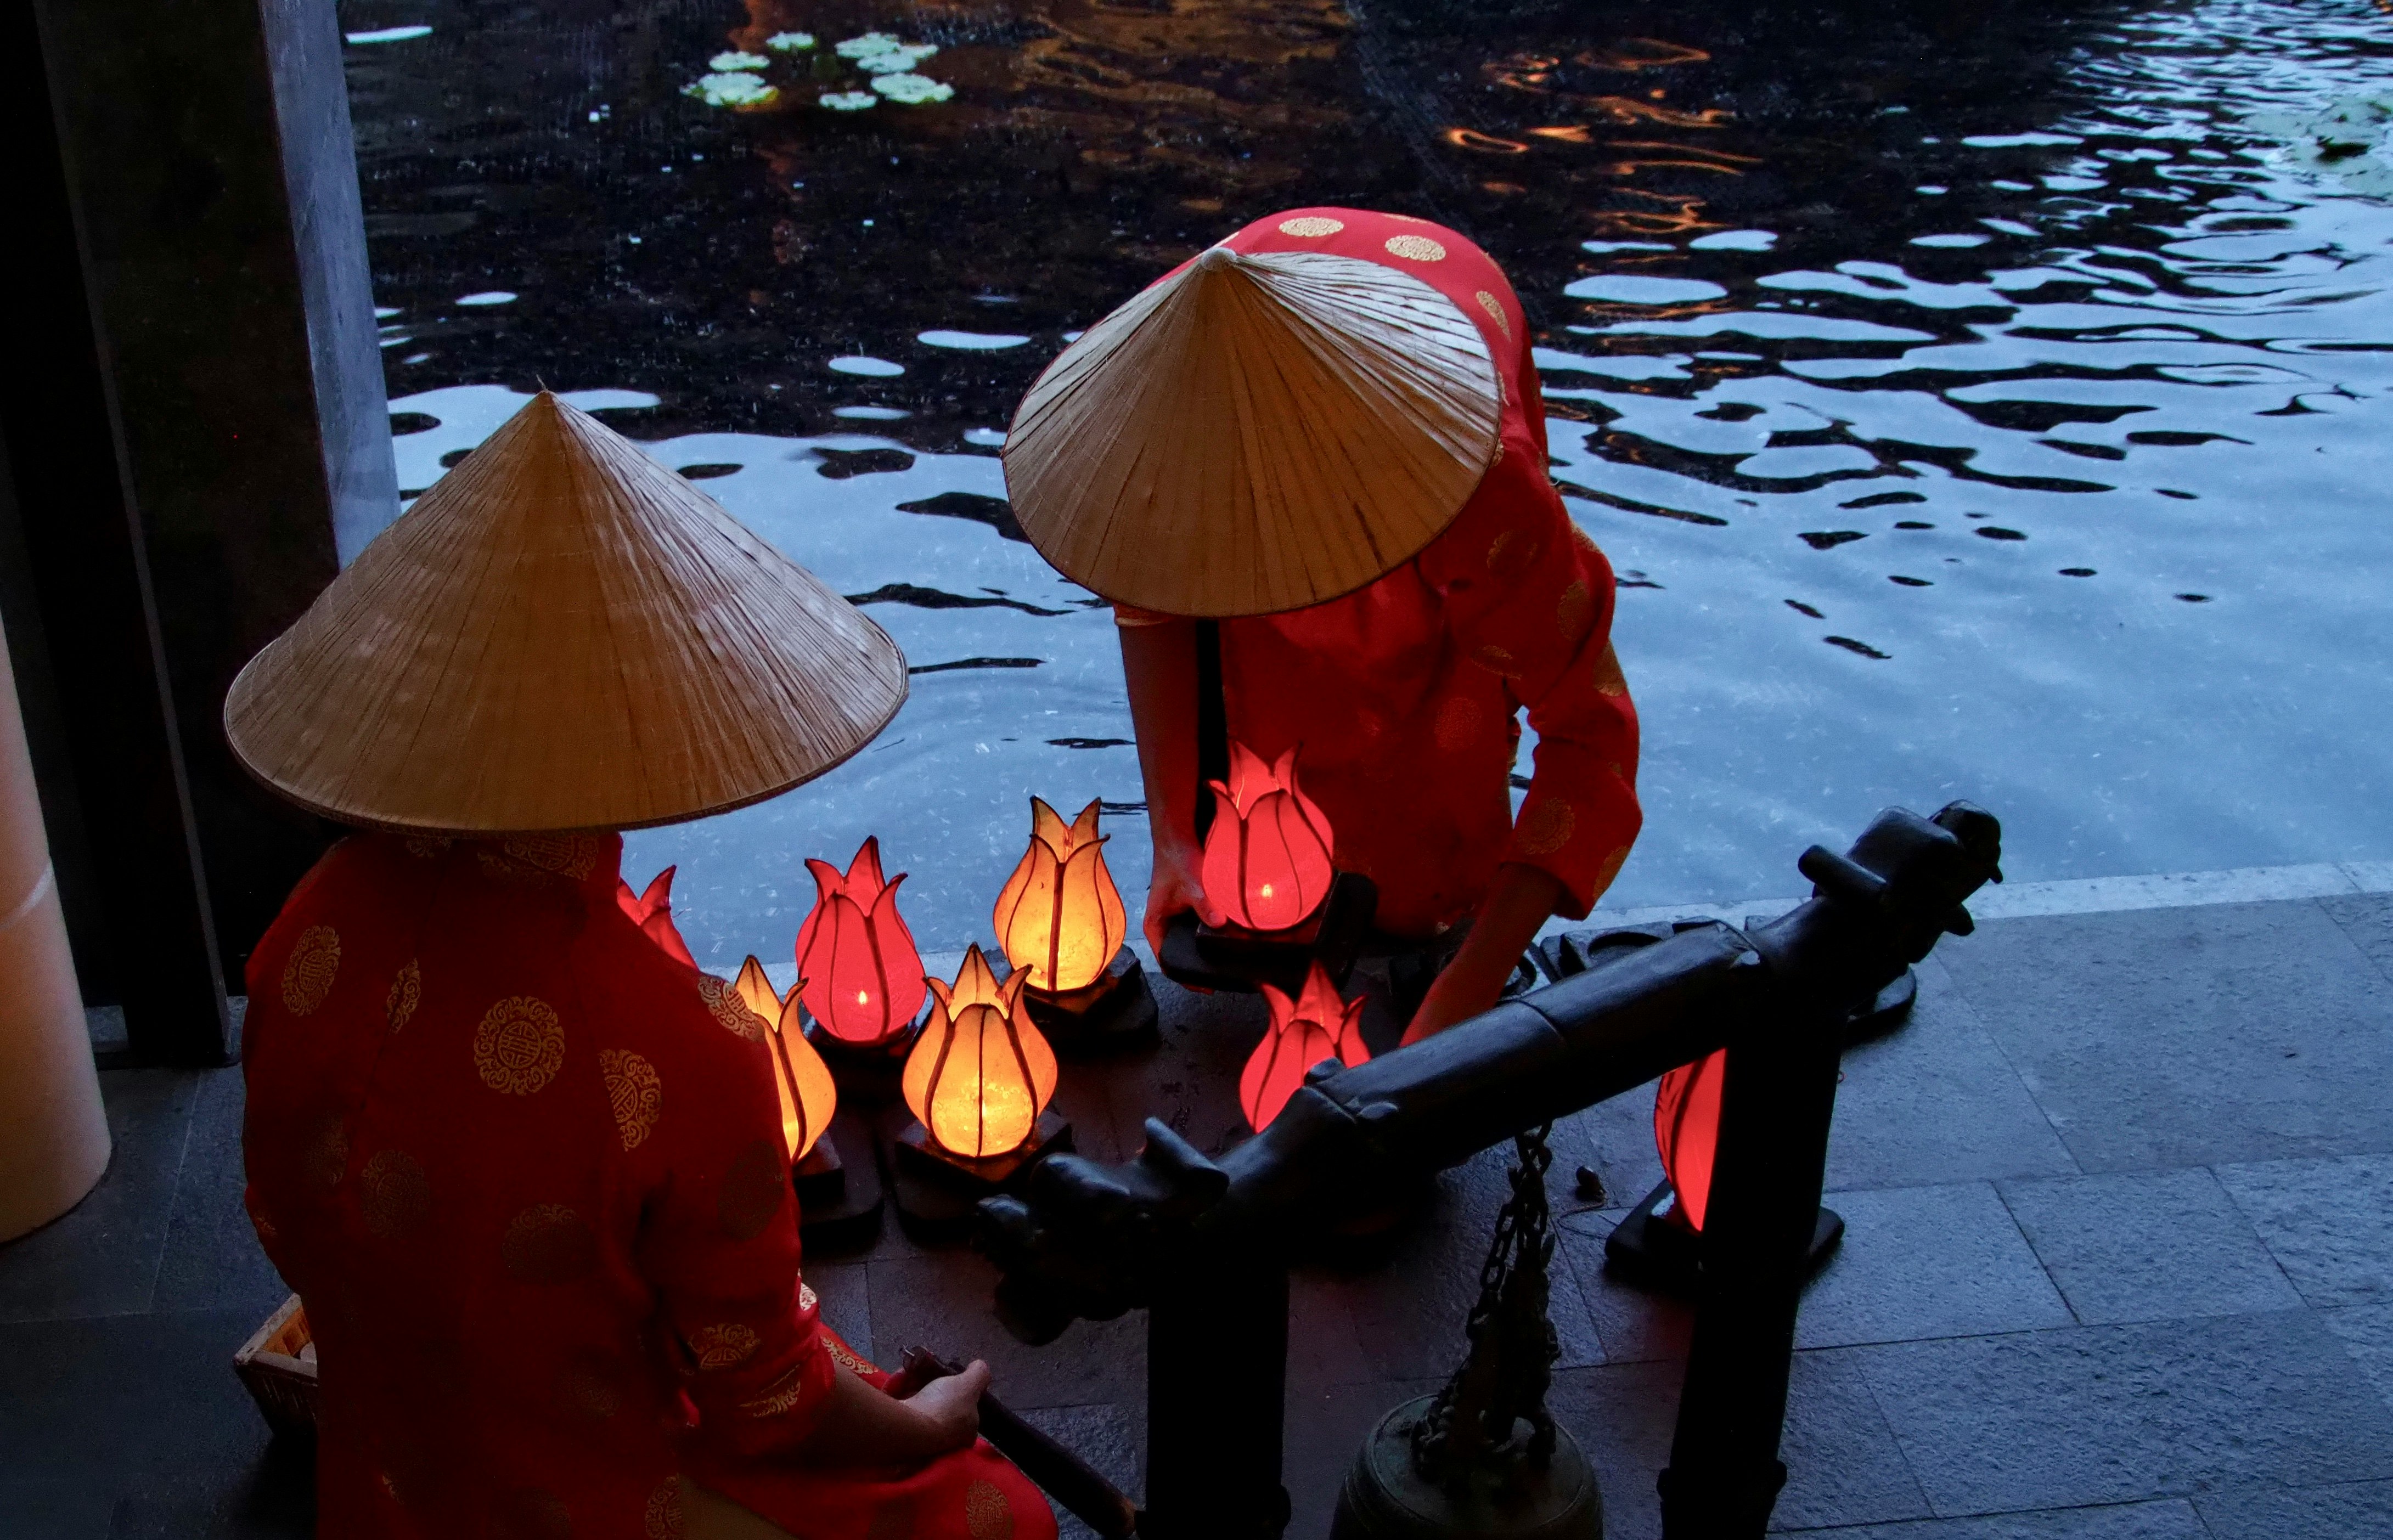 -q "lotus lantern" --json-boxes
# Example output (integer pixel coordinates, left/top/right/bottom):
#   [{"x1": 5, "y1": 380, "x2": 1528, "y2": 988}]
[
  {"x1": 1201, "y1": 742, "x2": 1336, "y2": 933},
  {"x1": 793, "y1": 836, "x2": 927, "y2": 1050},
  {"x1": 1240, "y1": 962, "x2": 1369, "y2": 1131},
  {"x1": 734, "y1": 957, "x2": 837, "y2": 1163},
  {"x1": 903, "y1": 945, "x2": 1057, "y2": 1160},
  {"x1": 993, "y1": 797, "x2": 1129, "y2": 994}
]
